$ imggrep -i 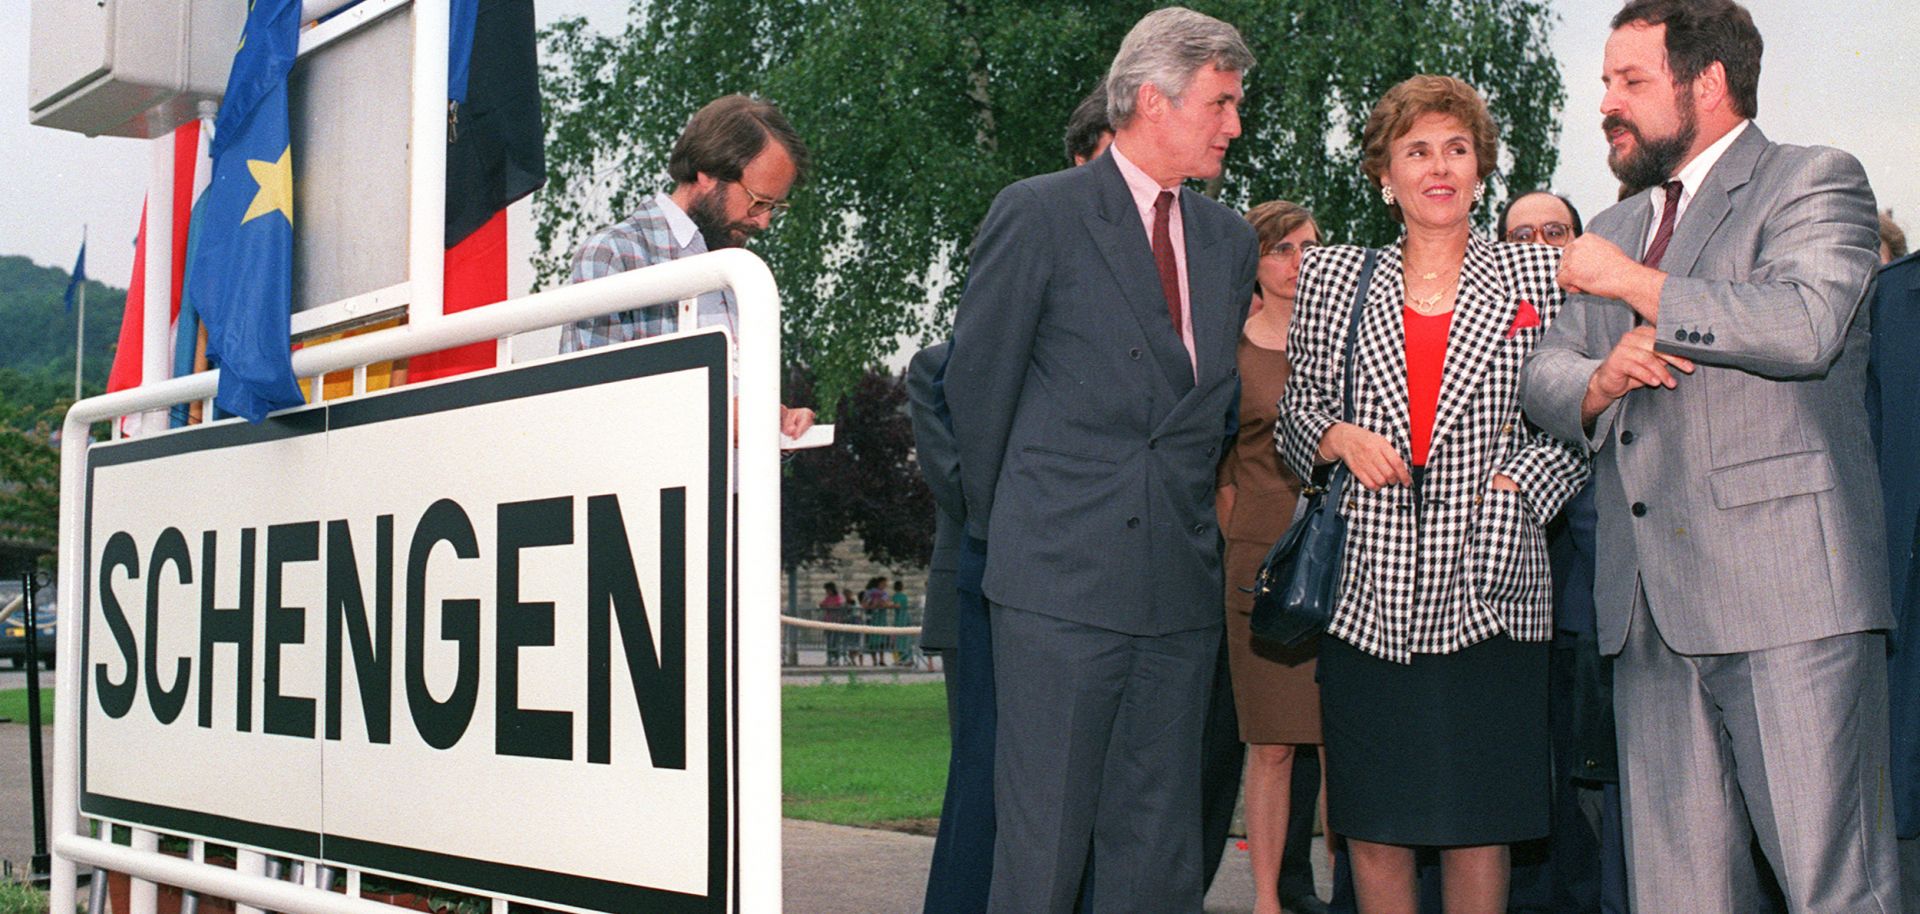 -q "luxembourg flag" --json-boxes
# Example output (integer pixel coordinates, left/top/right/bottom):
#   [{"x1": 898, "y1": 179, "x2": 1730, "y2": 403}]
[{"x1": 105, "y1": 119, "x2": 211, "y2": 437}]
